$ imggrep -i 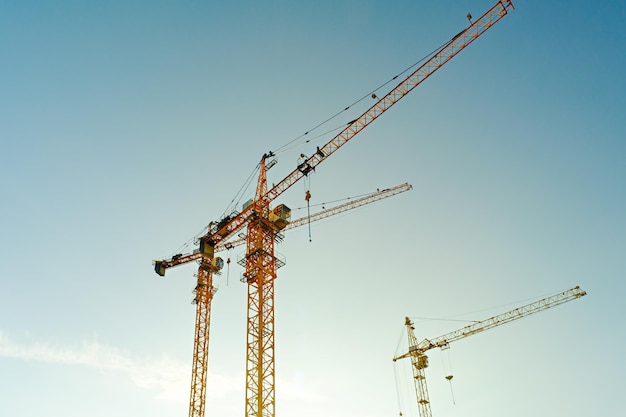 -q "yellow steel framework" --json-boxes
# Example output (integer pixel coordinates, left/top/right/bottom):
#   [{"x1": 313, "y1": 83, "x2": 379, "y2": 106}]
[
  {"x1": 393, "y1": 285, "x2": 587, "y2": 417},
  {"x1": 241, "y1": 157, "x2": 281, "y2": 417},
  {"x1": 188, "y1": 258, "x2": 217, "y2": 417},
  {"x1": 154, "y1": 183, "x2": 412, "y2": 416}
]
